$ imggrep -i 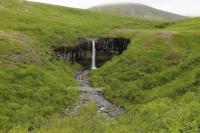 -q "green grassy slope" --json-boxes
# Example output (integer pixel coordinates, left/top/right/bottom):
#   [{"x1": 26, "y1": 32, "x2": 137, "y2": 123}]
[
  {"x1": 167, "y1": 17, "x2": 200, "y2": 32},
  {"x1": 89, "y1": 3, "x2": 187, "y2": 21},
  {"x1": 89, "y1": 19, "x2": 200, "y2": 132},
  {"x1": 0, "y1": 0, "x2": 159, "y2": 48},
  {"x1": 33, "y1": 18, "x2": 200, "y2": 133},
  {"x1": 0, "y1": 0, "x2": 163, "y2": 131},
  {"x1": 1, "y1": 0, "x2": 200, "y2": 132}
]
